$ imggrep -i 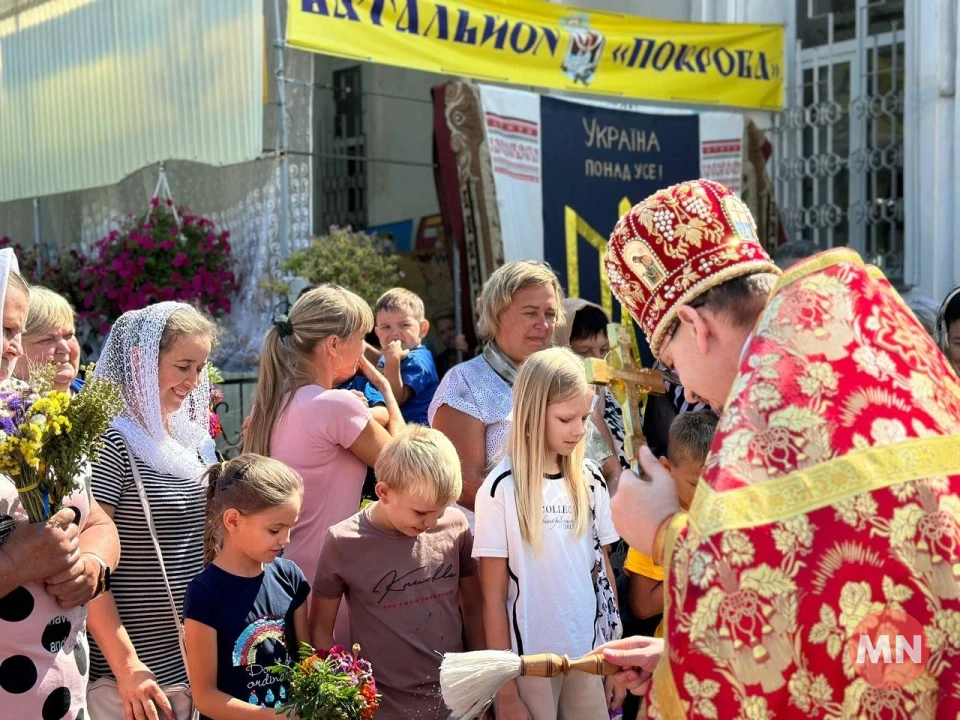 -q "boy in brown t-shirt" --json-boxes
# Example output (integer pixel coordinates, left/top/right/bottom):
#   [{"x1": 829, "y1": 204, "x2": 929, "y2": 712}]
[{"x1": 311, "y1": 426, "x2": 485, "y2": 720}]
